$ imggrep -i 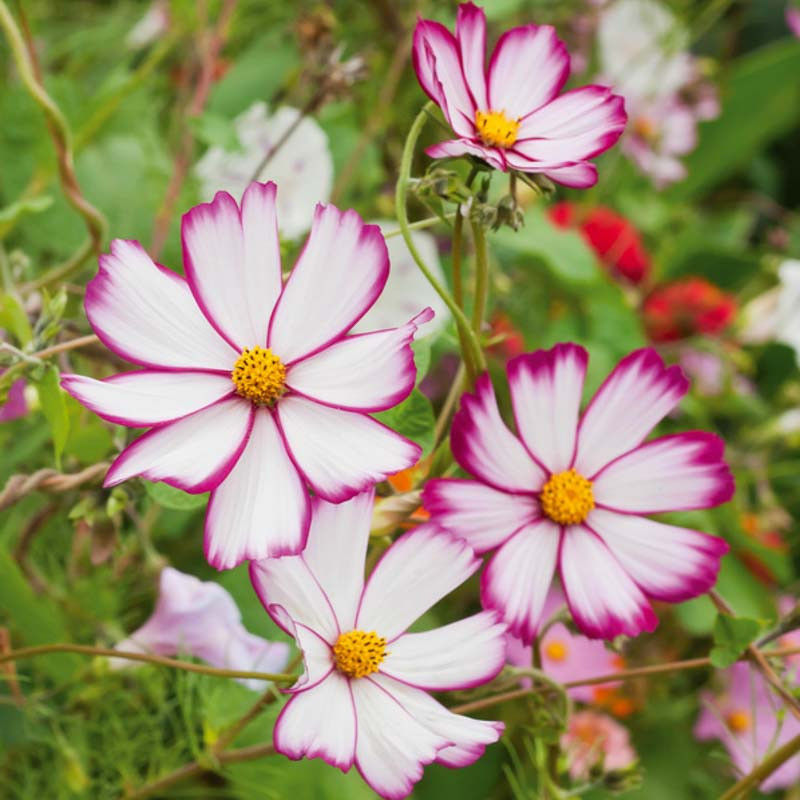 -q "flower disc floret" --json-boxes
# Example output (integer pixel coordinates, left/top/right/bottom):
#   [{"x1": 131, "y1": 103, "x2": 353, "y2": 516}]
[
  {"x1": 540, "y1": 469, "x2": 595, "y2": 525},
  {"x1": 333, "y1": 629, "x2": 387, "y2": 679},
  {"x1": 231, "y1": 346, "x2": 286, "y2": 405},
  {"x1": 544, "y1": 640, "x2": 569, "y2": 661},
  {"x1": 475, "y1": 109, "x2": 520, "y2": 149}
]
